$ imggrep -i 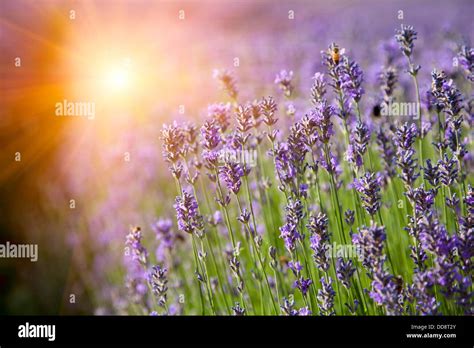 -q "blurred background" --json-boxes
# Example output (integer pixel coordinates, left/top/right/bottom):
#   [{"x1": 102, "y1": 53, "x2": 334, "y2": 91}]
[{"x1": 0, "y1": 0, "x2": 472, "y2": 314}]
